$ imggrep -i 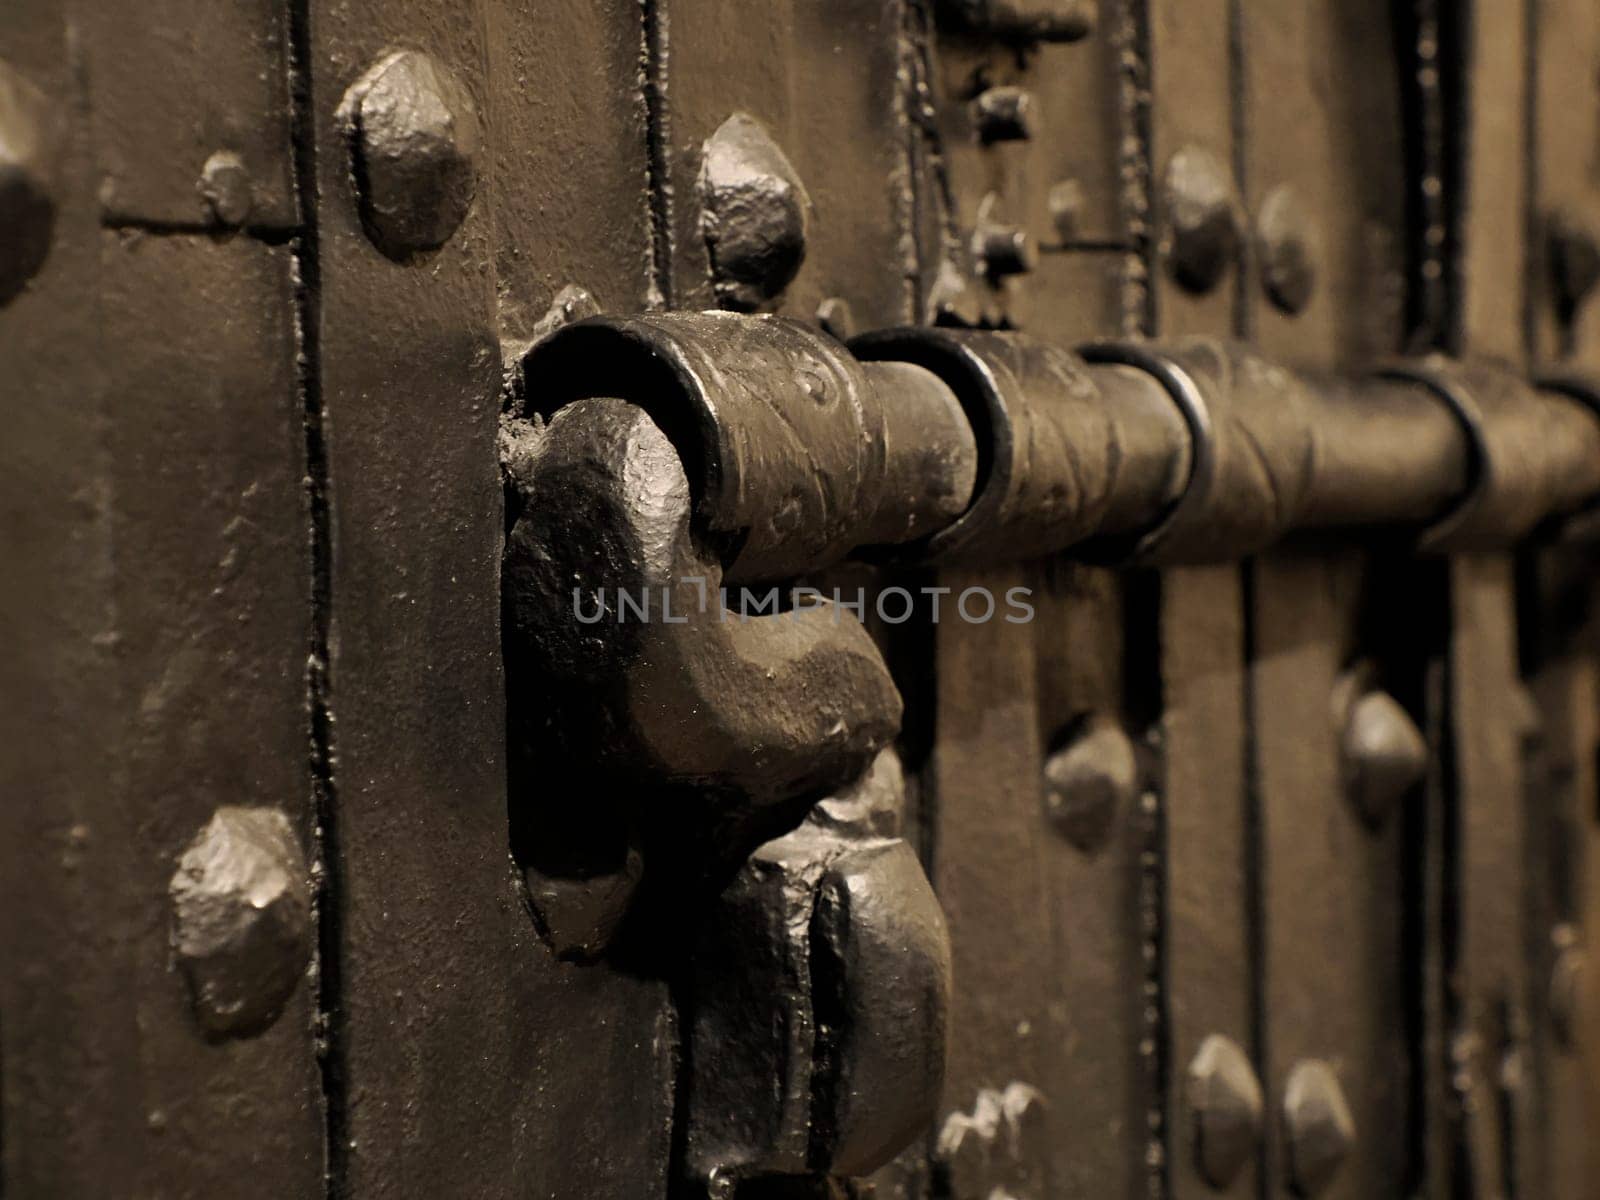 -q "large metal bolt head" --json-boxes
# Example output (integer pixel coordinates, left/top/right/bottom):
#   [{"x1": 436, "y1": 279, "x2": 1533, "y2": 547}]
[
  {"x1": 1340, "y1": 688, "x2": 1426, "y2": 827},
  {"x1": 1257, "y1": 184, "x2": 1318, "y2": 315},
  {"x1": 1282, "y1": 1060, "x2": 1355, "y2": 1197},
  {"x1": 1043, "y1": 714, "x2": 1137, "y2": 854},
  {"x1": 341, "y1": 50, "x2": 478, "y2": 260},
  {"x1": 700, "y1": 112, "x2": 811, "y2": 311},
  {"x1": 1163, "y1": 145, "x2": 1240, "y2": 294},
  {"x1": 1186, "y1": 1034, "x2": 1263, "y2": 1188},
  {"x1": 0, "y1": 60, "x2": 59, "y2": 304},
  {"x1": 169, "y1": 807, "x2": 311, "y2": 1037}
]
